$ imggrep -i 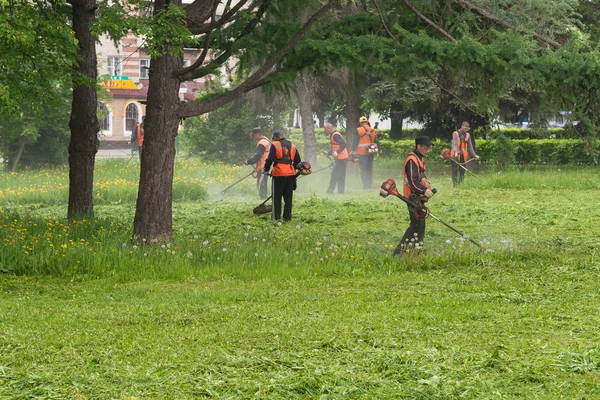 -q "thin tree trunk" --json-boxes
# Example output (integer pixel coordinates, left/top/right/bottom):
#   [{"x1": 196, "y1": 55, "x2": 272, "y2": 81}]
[
  {"x1": 297, "y1": 74, "x2": 317, "y2": 167},
  {"x1": 390, "y1": 101, "x2": 404, "y2": 139},
  {"x1": 11, "y1": 138, "x2": 26, "y2": 172},
  {"x1": 68, "y1": 0, "x2": 99, "y2": 219},
  {"x1": 345, "y1": 84, "x2": 361, "y2": 149},
  {"x1": 133, "y1": 49, "x2": 182, "y2": 242}
]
